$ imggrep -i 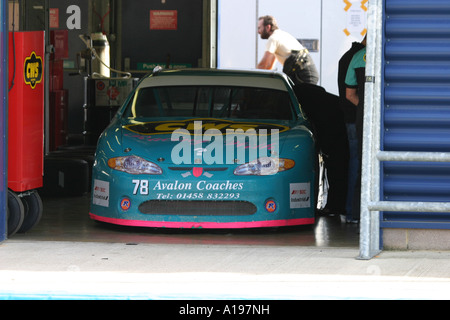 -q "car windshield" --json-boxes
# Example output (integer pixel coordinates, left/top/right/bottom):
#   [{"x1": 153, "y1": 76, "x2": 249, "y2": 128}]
[{"x1": 123, "y1": 86, "x2": 294, "y2": 120}]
